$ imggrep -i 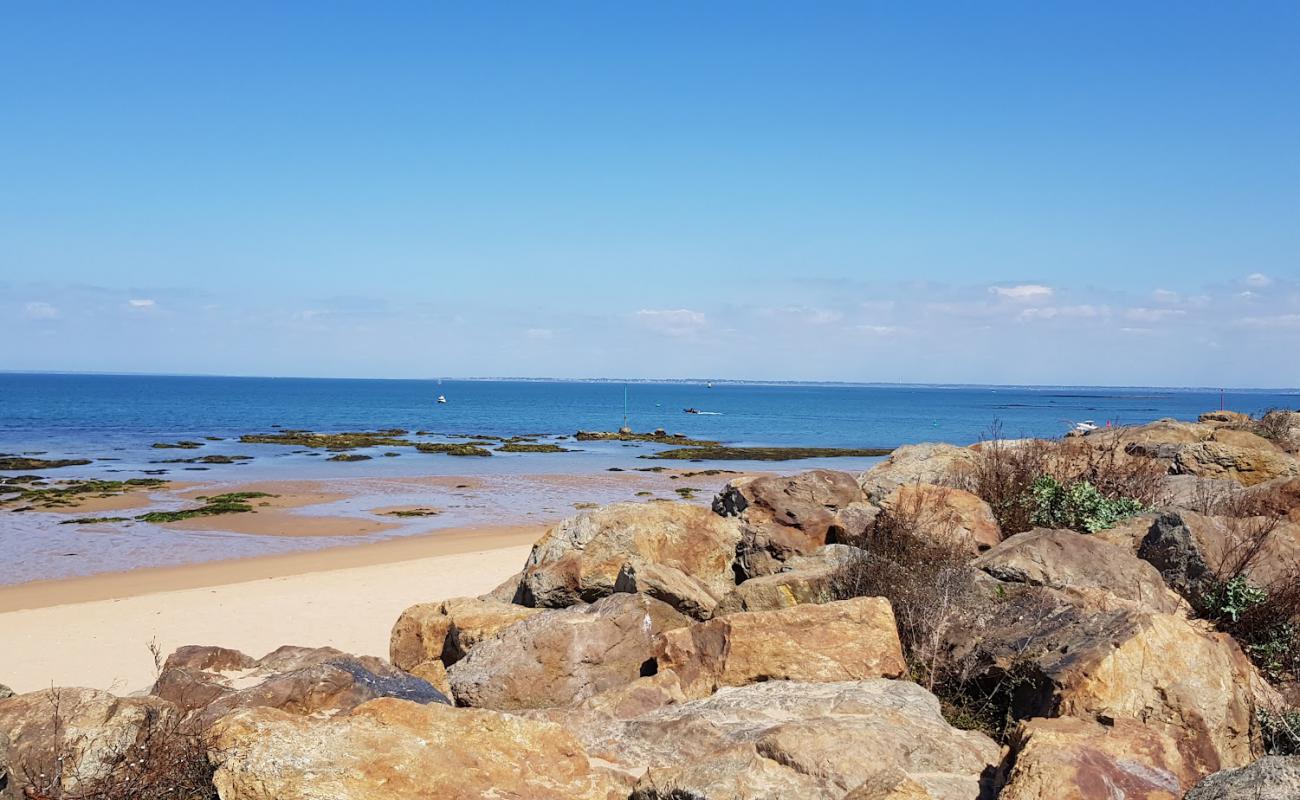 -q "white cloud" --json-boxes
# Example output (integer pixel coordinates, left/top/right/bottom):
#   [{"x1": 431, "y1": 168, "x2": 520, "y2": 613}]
[
  {"x1": 990, "y1": 284, "x2": 1053, "y2": 301},
  {"x1": 857, "y1": 324, "x2": 901, "y2": 335},
  {"x1": 1237, "y1": 314, "x2": 1300, "y2": 329},
  {"x1": 128, "y1": 298, "x2": 156, "y2": 309},
  {"x1": 759, "y1": 306, "x2": 843, "y2": 325},
  {"x1": 1018, "y1": 304, "x2": 1108, "y2": 321},
  {"x1": 1245, "y1": 273, "x2": 1273, "y2": 288},
  {"x1": 1125, "y1": 307, "x2": 1186, "y2": 323},
  {"x1": 1152, "y1": 289, "x2": 1180, "y2": 304},
  {"x1": 525, "y1": 327, "x2": 554, "y2": 340},
  {"x1": 22, "y1": 301, "x2": 59, "y2": 320},
  {"x1": 634, "y1": 309, "x2": 707, "y2": 337}
]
